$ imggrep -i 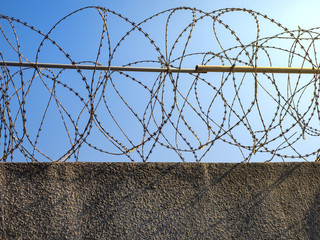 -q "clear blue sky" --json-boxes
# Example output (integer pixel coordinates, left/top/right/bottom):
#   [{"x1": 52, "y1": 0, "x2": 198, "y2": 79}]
[
  {"x1": 2, "y1": 0, "x2": 320, "y2": 30},
  {"x1": 1, "y1": 0, "x2": 320, "y2": 162}
]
